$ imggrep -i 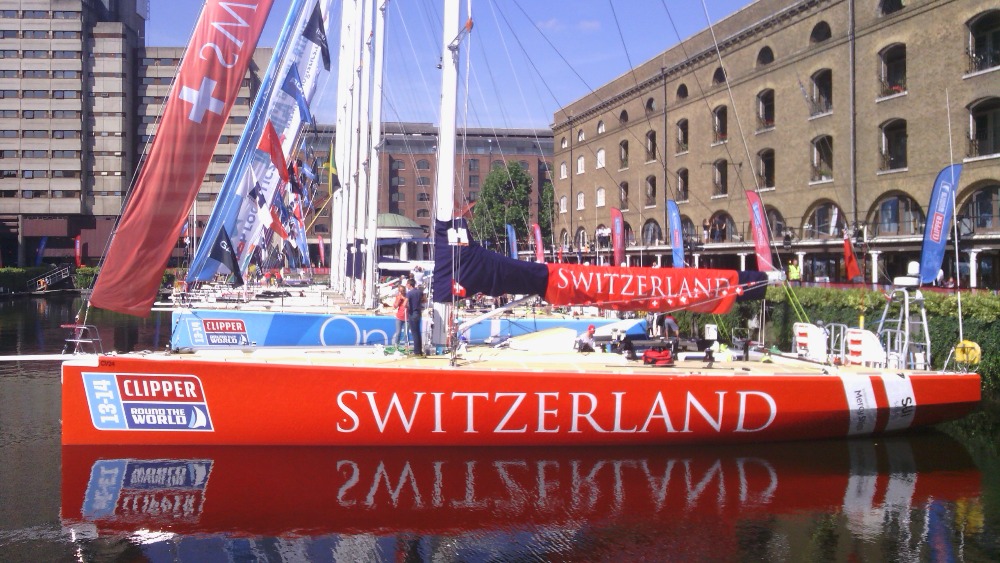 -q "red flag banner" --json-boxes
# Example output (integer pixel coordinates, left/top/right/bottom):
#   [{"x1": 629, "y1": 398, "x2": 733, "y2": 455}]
[
  {"x1": 844, "y1": 236, "x2": 862, "y2": 282},
  {"x1": 259, "y1": 120, "x2": 289, "y2": 182},
  {"x1": 270, "y1": 207, "x2": 289, "y2": 240},
  {"x1": 745, "y1": 190, "x2": 775, "y2": 271},
  {"x1": 532, "y1": 223, "x2": 545, "y2": 263},
  {"x1": 316, "y1": 234, "x2": 325, "y2": 267},
  {"x1": 90, "y1": 0, "x2": 274, "y2": 316}
]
